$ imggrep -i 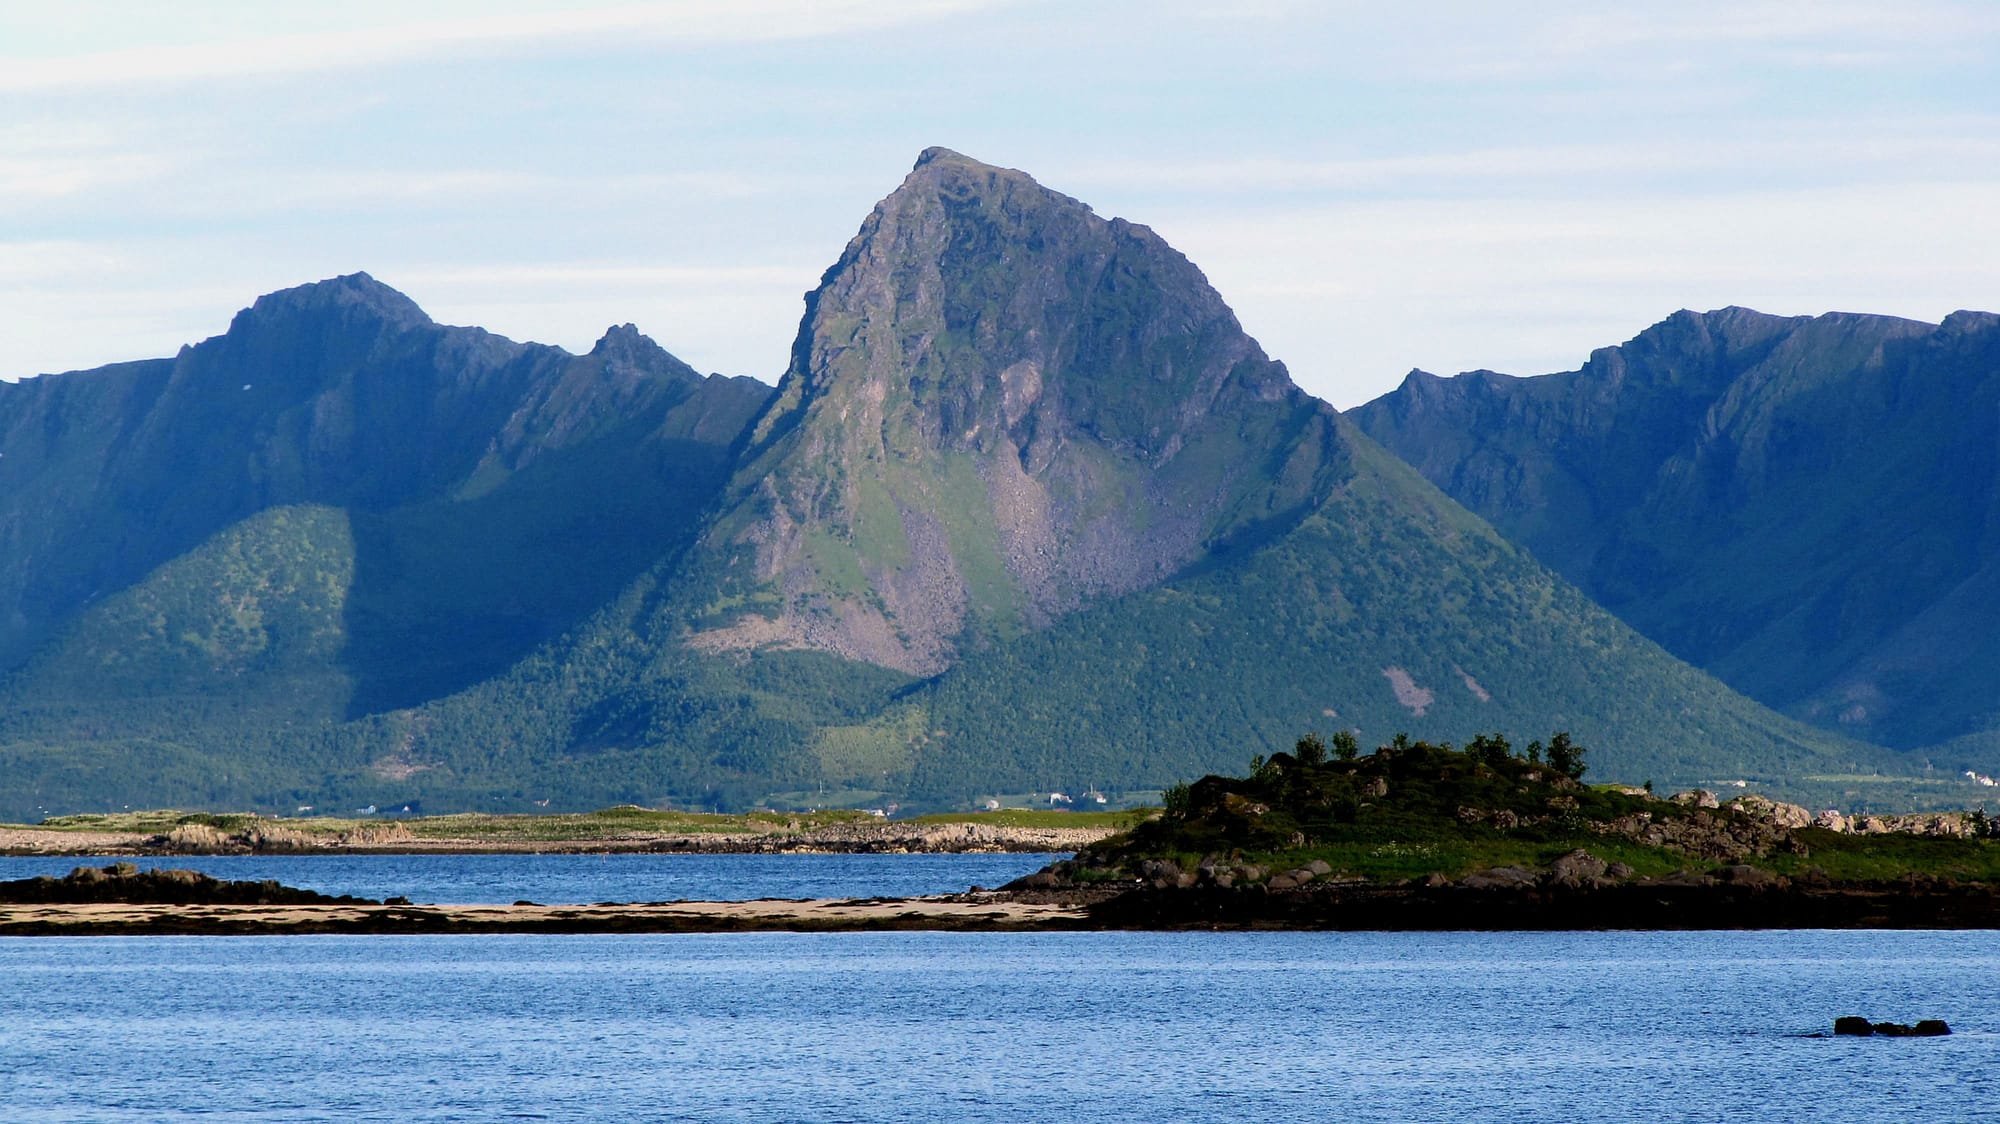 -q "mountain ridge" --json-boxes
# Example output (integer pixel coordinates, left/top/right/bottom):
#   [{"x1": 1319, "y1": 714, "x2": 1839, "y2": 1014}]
[
  {"x1": 0, "y1": 151, "x2": 1938, "y2": 818},
  {"x1": 1352, "y1": 304, "x2": 2000, "y2": 753}
]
